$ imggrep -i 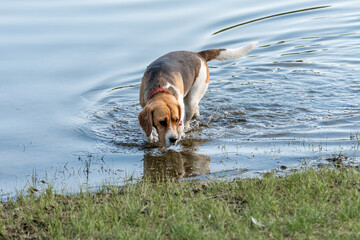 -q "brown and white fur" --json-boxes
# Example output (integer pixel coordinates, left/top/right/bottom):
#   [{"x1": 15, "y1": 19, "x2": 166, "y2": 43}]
[{"x1": 138, "y1": 42, "x2": 257, "y2": 147}]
